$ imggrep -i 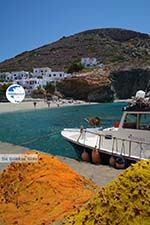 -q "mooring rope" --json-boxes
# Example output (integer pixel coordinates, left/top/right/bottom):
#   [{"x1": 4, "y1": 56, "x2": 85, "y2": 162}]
[{"x1": 20, "y1": 131, "x2": 60, "y2": 146}]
